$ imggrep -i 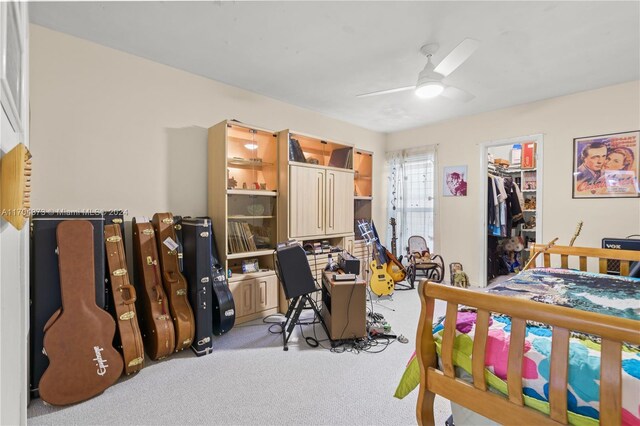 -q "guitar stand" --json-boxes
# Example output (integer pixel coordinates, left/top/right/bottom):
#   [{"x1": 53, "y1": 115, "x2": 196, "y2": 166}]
[
  {"x1": 366, "y1": 289, "x2": 396, "y2": 311},
  {"x1": 281, "y1": 293, "x2": 330, "y2": 351}
]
